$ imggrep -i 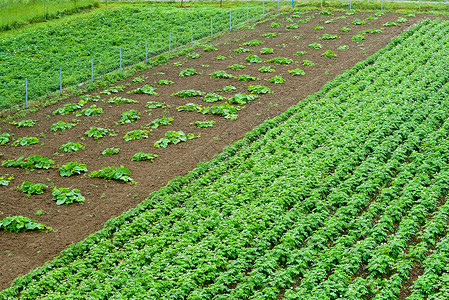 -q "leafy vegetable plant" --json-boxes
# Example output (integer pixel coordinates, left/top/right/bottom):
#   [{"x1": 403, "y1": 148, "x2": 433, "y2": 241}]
[
  {"x1": 323, "y1": 50, "x2": 337, "y2": 57},
  {"x1": 286, "y1": 24, "x2": 299, "y2": 29},
  {"x1": 76, "y1": 105, "x2": 103, "y2": 117},
  {"x1": 260, "y1": 48, "x2": 274, "y2": 55},
  {"x1": 102, "y1": 147, "x2": 120, "y2": 156},
  {"x1": 228, "y1": 93, "x2": 258, "y2": 105},
  {"x1": 117, "y1": 110, "x2": 140, "y2": 124},
  {"x1": 262, "y1": 32, "x2": 278, "y2": 38},
  {"x1": 233, "y1": 47, "x2": 252, "y2": 53},
  {"x1": 52, "y1": 187, "x2": 85, "y2": 205},
  {"x1": 314, "y1": 26, "x2": 324, "y2": 30},
  {"x1": 269, "y1": 75, "x2": 285, "y2": 84},
  {"x1": 60, "y1": 142, "x2": 85, "y2": 153},
  {"x1": 270, "y1": 22, "x2": 281, "y2": 28},
  {"x1": 303, "y1": 59, "x2": 315, "y2": 66},
  {"x1": 186, "y1": 52, "x2": 200, "y2": 59},
  {"x1": 0, "y1": 133, "x2": 13, "y2": 145},
  {"x1": 12, "y1": 136, "x2": 39, "y2": 146},
  {"x1": 89, "y1": 166, "x2": 134, "y2": 183},
  {"x1": 179, "y1": 68, "x2": 198, "y2": 77},
  {"x1": 222, "y1": 85, "x2": 237, "y2": 92},
  {"x1": 123, "y1": 130, "x2": 150, "y2": 141},
  {"x1": 352, "y1": 34, "x2": 365, "y2": 41},
  {"x1": 132, "y1": 76, "x2": 145, "y2": 83},
  {"x1": 50, "y1": 121, "x2": 76, "y2": 131},
  {"x1": 202, "y1": 103, "x2": 240, "y2": 120},
  {"x1": 320, "y1": 34, "x2": 338, "y2": 40},
  {"x1": 154, "y1": 130, "x2": 194, "y2": 148},
  {"x1": 352, "y1": 19, "x2": 365, "y2": 25},
  {"x1": 108, "y1": 96, "x2": 137, "y2": 104},
  {"x1": 204, "y1": 45, "x2": 217, "y2": 52},
  {"x1": 0, "y1": 216, "x2": 51, "y2": 233},
  {"x1": 204, "y1": 93, "x2": 226, "y2": 103},
  {"x1": 258, "y1": 66, "x2": 275, "y2": 73},
  {"x1": 147, "y1": 116, "x2": 173, "y2": 129},
  {"x1": 210, "y1": 71, "x2": 233, "y2": 79},
  {"x1": 2, "y1": 155, "x2": 54, "y2": 169},
  {"x1": 158, "y1": 79, "x2": 174, "y2": 85},
  {"x1": 238, "y1": 75, "x2": 258, "y2": 81},
  {"x1": 128, "y1": 85, "x2": 158, "y2": 95},
  {"x1": 216, "y1": 55, "x2": 226, "y2": 60},
  {"x1": 364, "y1": 28, "x2": 383, "y2": 34},
  {"x1": 248, "y1": 85, "x2": 271, "y2": 94},
  {"x1": 53, "y1": 102, "x2": 84, "y2": 115},
  {"x1": 131, "y1": 152, "x2": 158, "y2": 162},
  {"x1": 307, "y1": 43, "x2": 323, "y2": 49},
  {"x1": 85, "y1": 127, "x2": 110, "y2": 139},
  {"x1": 177, "y1": 103, "x2": 203, "y2": 112},
  {"x1": 228, "y1": 64, "x2": 245, "y2": 70},
  {"x1": 193, "y1": 120, "x2": 215, "y2": 128},
  {"x1": 17, "y1": 182, "x2": 48, "y2": 196},
  {"x1": 145, "y1": 101, "x2": 167, "y2": 109},
  {"x1": 242, "y1": 39, "x2": 263, "y2": 46},
  {"x1": 246, "y1": 55, "x2": 262, "y2": 63},
  {"x1": 340, "y1": 27, "x2": 351, "y2": 32},
  {"x1": 268, "y1": 57, "x2": 293, "y2": 64},
  {"x1": 11, "y1": 119, "x2": 36, "y2": 127},
  {"x1": 59, "y1": 162, "x2": 88, "y2": 177},
  {"x1": 295, "y1": 51, "x2": 307, "y2": 56},
  {"x1": 101, "y1": 85, "x2": 124, "y2": 95},
  {"x1": 0, "y1": 174, "x2": 13, "y2": 186},
  {"x1": 289, "y1": 68, "x2": 306, "y2": 76}
]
